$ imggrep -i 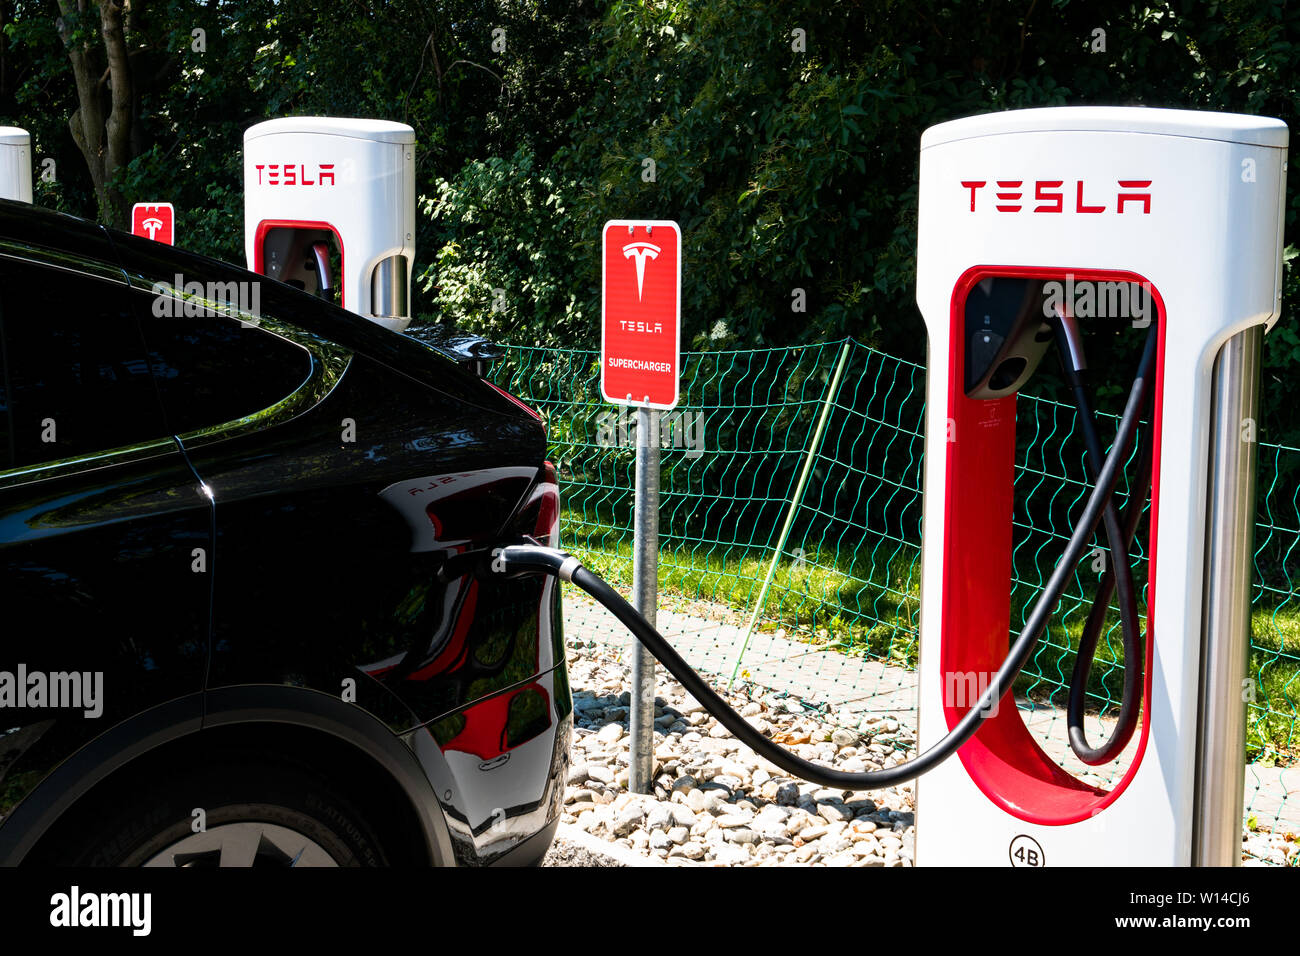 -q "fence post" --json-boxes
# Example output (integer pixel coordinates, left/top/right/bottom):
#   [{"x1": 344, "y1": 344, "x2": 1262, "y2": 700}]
[{"x1": 727, "y1": 340, "x2": 852, "y2": 689}]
